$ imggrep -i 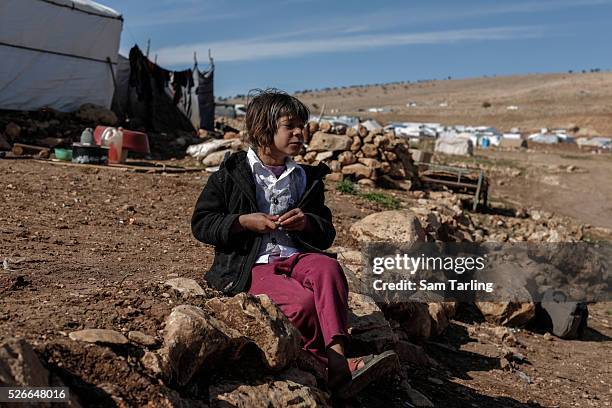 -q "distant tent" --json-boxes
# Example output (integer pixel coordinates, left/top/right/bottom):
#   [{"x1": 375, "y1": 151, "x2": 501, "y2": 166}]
[
  {"x1": 0, "y1": 0, "x2": 123, "y2": 112},
  {"x1": 111, "y1": 46, "x2": 215, "y2": 133}
]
